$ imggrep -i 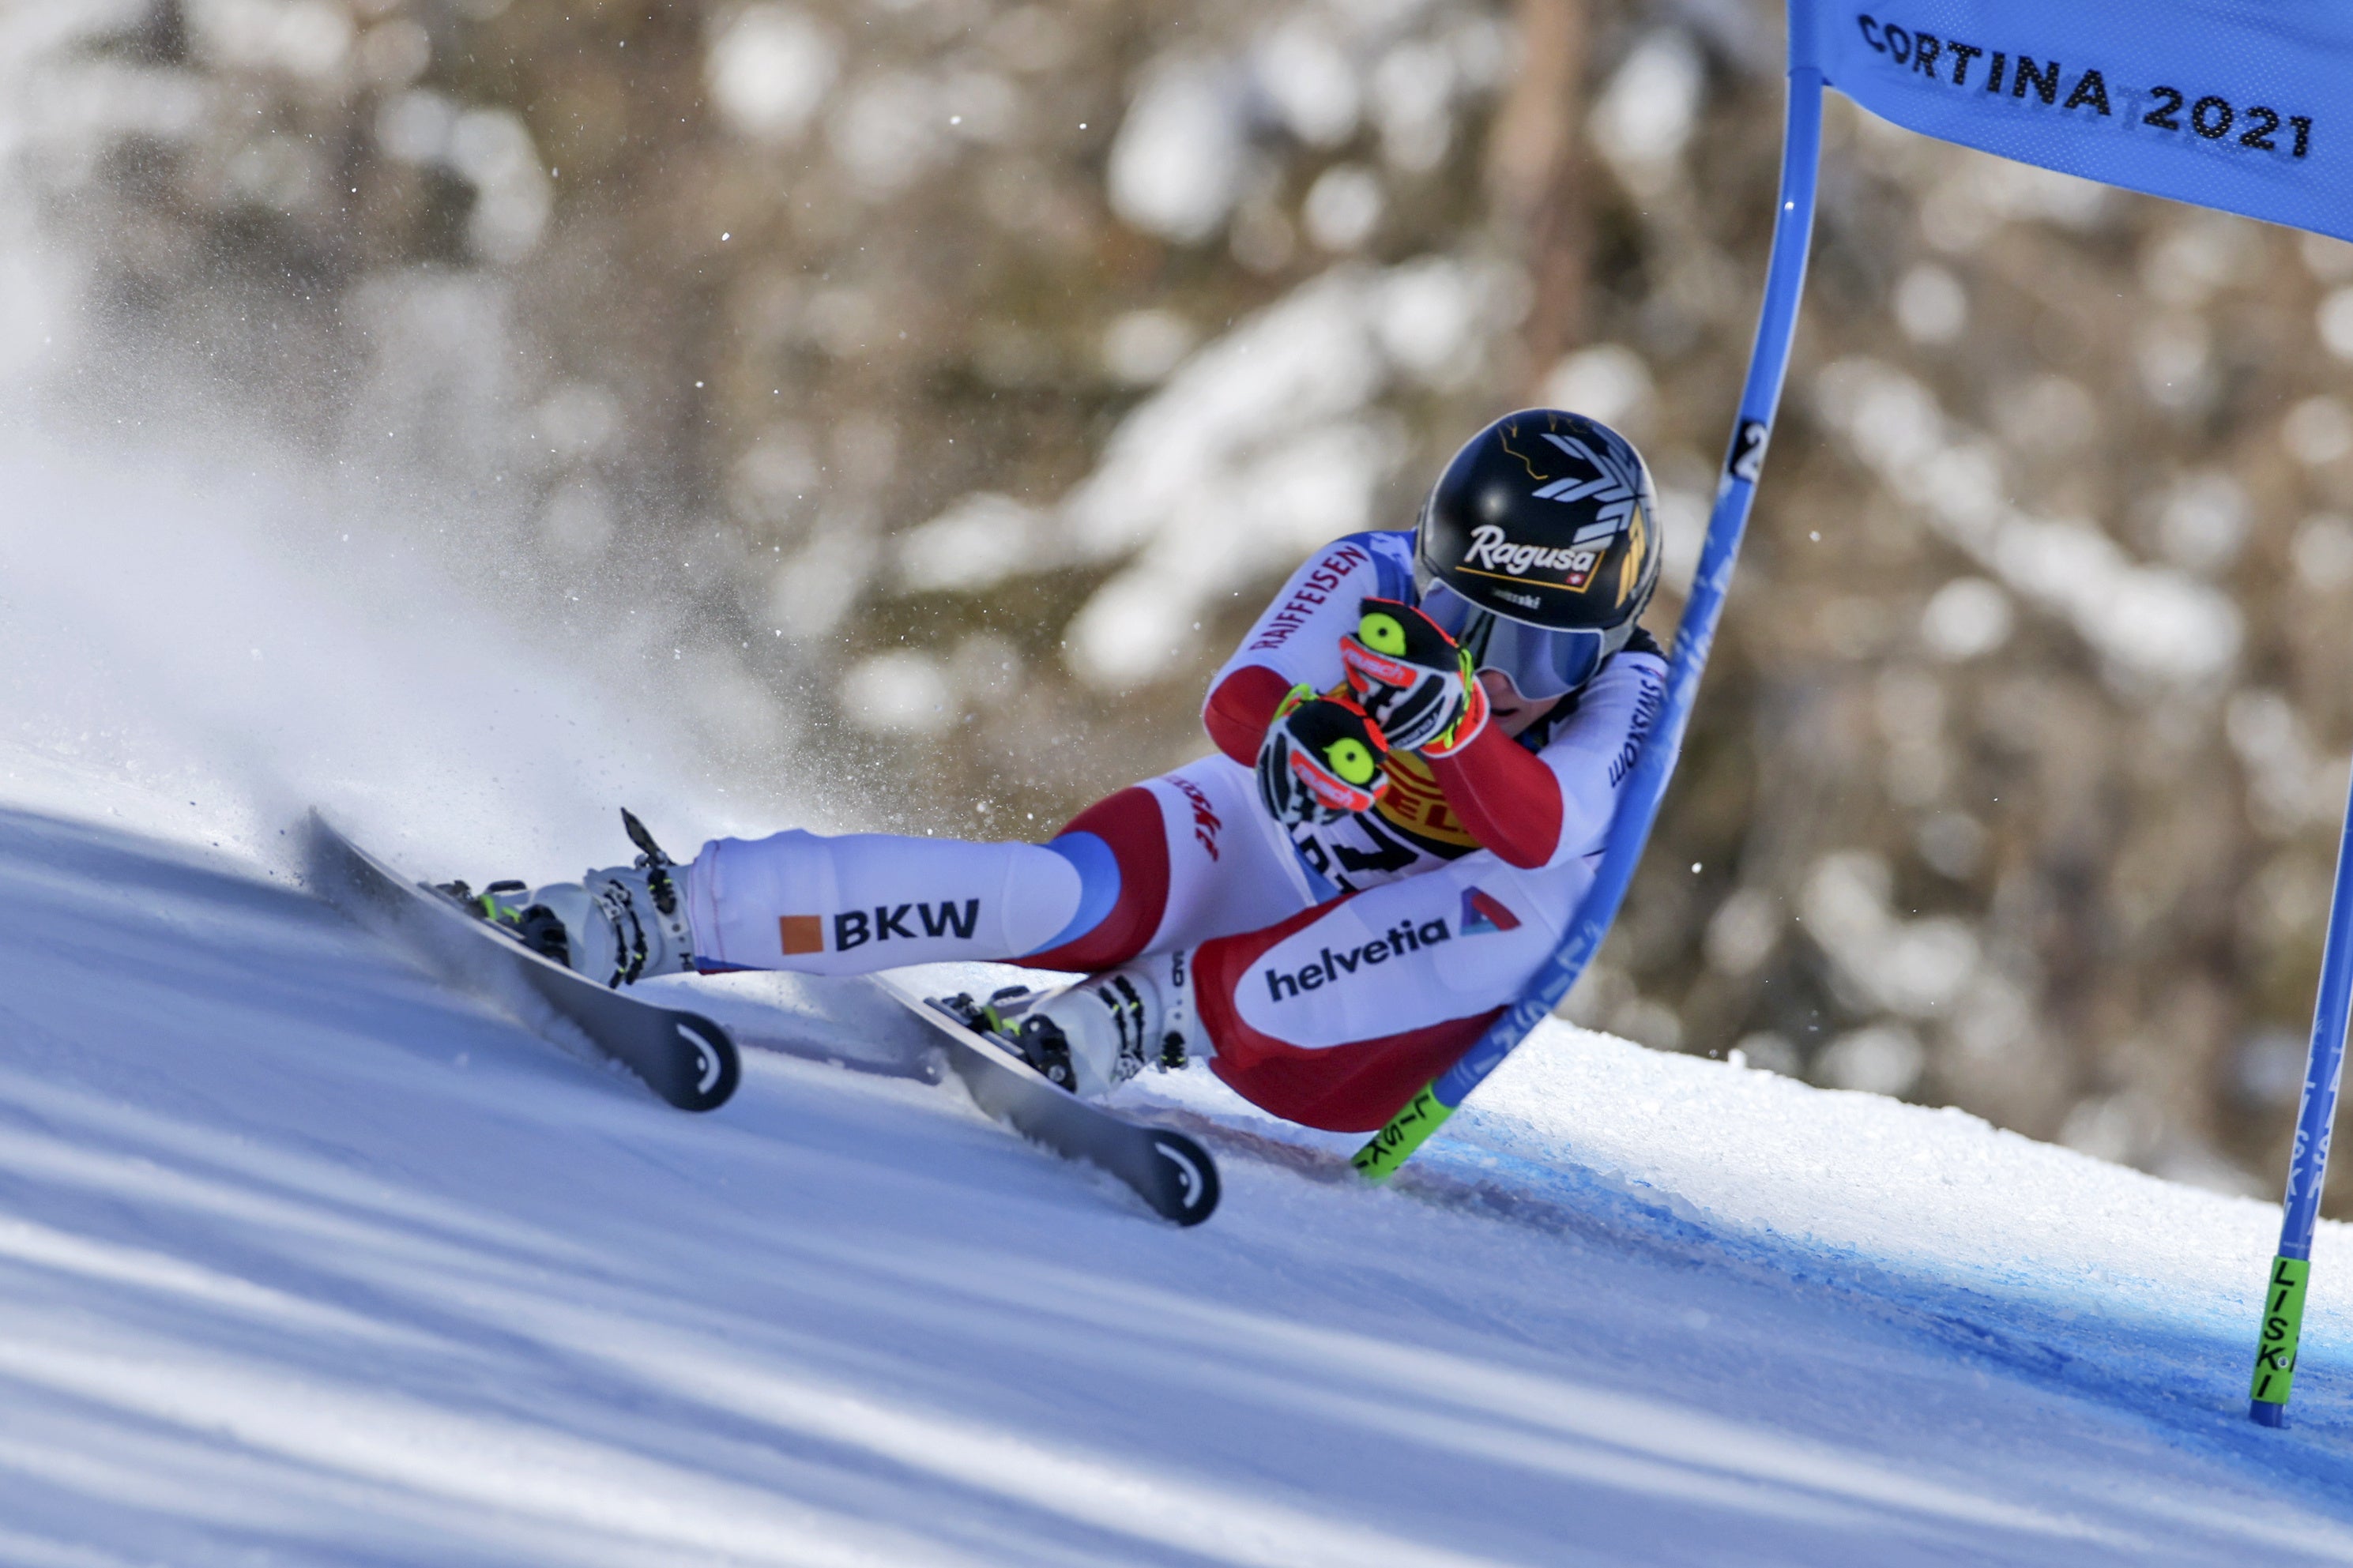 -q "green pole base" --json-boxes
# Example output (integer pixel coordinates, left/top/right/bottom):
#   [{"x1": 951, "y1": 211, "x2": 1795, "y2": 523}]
[
  {"x1": 2247, "y1": 1254, "x2": 2310, "y2": 1422},
  {"x1": 1351, "y1": 1083, "x2": 1454, "y2": 1183}
]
